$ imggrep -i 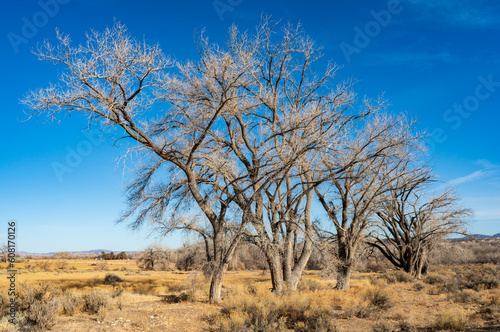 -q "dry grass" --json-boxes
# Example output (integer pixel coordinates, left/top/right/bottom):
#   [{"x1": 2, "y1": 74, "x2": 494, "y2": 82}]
[{"x1": 1, "y1": 261, "x2": 499, "y2": 331}]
